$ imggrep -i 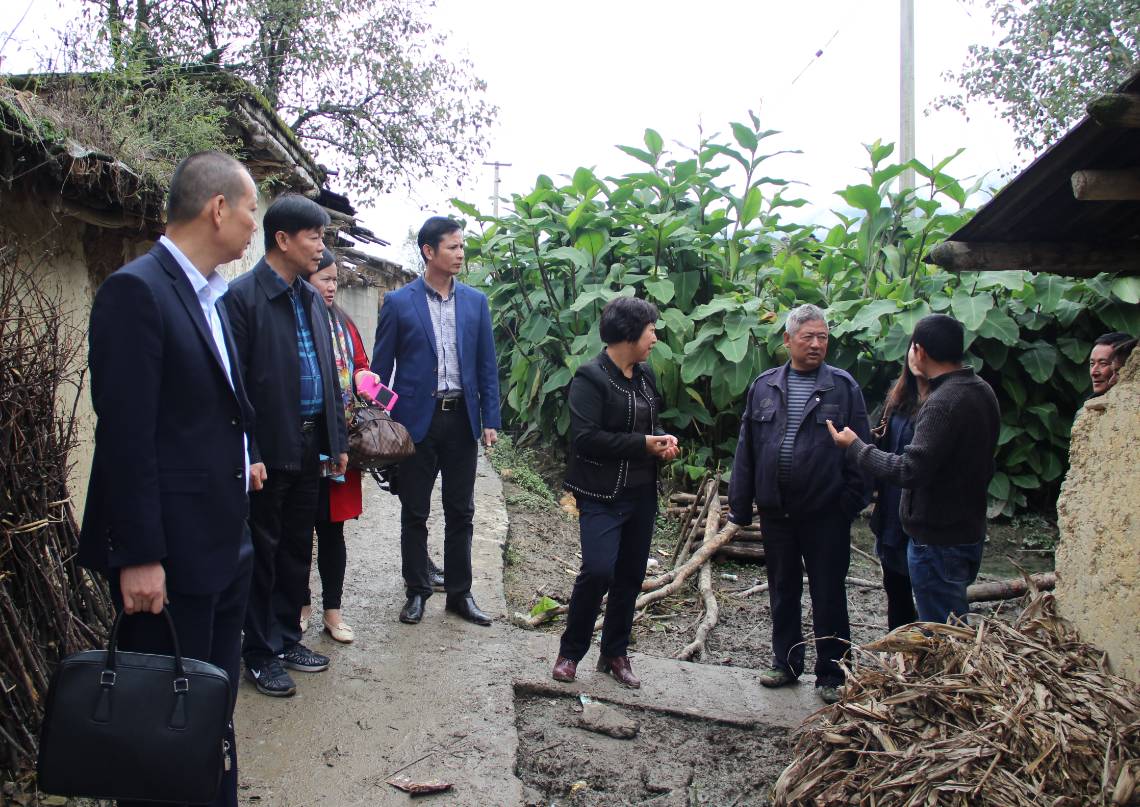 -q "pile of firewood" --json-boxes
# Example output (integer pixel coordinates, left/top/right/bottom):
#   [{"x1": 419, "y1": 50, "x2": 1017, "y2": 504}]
[
  {"x1": 773, "y1": 591, "x2": 1140, "y2": 806},
  {"x1": 665, "y1": 479, "x2": 763, "y2": 564},
  {"x1": 0, "y1": 251, "x2": 112, "y2": 785}
]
